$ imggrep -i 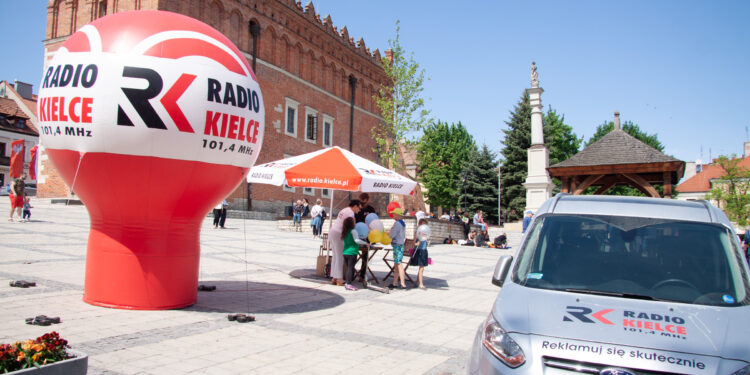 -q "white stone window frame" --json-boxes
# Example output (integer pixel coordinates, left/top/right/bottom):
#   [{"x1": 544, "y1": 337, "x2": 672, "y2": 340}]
[
  {"x1": 321, "y1": 188, "x2": 331, "y2": 199},
  {"x1": 303, "y1": 187, "x2": 315, "y2": 196},
  {"x1": 284, "y1": 98, "x2": 299, "y2": 138},
  {"x1": 282, "y1": 153, "x2": 295, "y2": 192},
  {"x1": 322, "y1": 114, "x2": 334, "y2": 147},
  {"x1": 304, "y1": 106, "x2": 318, "y2": 144}
]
